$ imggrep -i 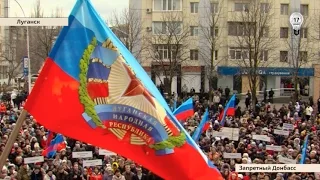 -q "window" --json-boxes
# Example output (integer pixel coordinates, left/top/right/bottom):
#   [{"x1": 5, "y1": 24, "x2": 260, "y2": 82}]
[
  {"x1": 300, "y1": 28, "x2": 307, "y2": 38},
  {"x1": 0, "y1": 66, "x2": 8, "y2": 79},
  {"x1": 153, "y1": 22, "x2": 167, "y2": 34},
  {"x1": 228, "y1": 22, "x2": 254, "y2": 36},
  {"x1": 280, "y1": 27, "x2": 288, "y2": 38},
  {"x1": 210, "y1": 26, "x2": 219, "y2": 37},
  {"x1": 190, "y1": 26, "x2": 199, "y2": 36},
  {"x1": 169, "y1": 22, "x2": 182, "y2": 34},
  {"x1": 152, "y1": 22, "x2": 182, "y2": 35},
  {"x1": 280, "y1": 51, "x2": 288, "y2": 62},
  {"x1": 154, "y1": 45, "x2": 179, "y2": 60},
  {"x1": 190, "y1": 49, "x2": 199, "y2": 60},
  {"x1": 210, "y1": 3, "x2": 219, "y2": 14},
  {"x1": 260, "y1": 3, "x2": 270, "y2": 13},
  {"x1": 154, "y1": 0, "x2": 181, "y2": 11},
  {"x1": 280, "y1": 4, "x2": 289, "y2": 15},
  {"x1": 260, "y1": 51, "x2": 268, "y2": 61},
  {"x1": 301, "y1": 5, "x2": 308, "y2": 16},
  {"x1": 234, "y1": 3, "x2": 249, "y2": 12},
  {"x1": 299, "y1": 51, "x2": 307, "y2": 61},
  {"x1": 214, "y1": 50, "x2": 218, "y2": 60},
  {"x1": 229, "y1": 47, "x2": 249, "y2": 60},
  {"x1": 190, "y1": 2, "x2": 198, "y2": 13}
]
